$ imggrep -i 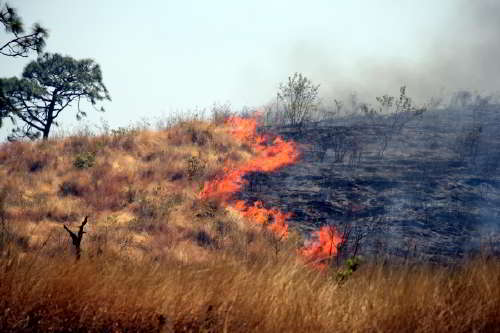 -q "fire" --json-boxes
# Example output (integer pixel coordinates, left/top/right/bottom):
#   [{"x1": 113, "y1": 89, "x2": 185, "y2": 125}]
[
  {"x1": 200, "y1": 115, "x2": 298, "y2": 237},
  {"x1": 233, "y1": 200, "x2": 290, "y2": 238},
  {"x1": 200, "y1": 115, "x2": 342, "y2": 267},
  {"x1": 300, "y1": 226, "x2": 344, "y2": 269}
]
